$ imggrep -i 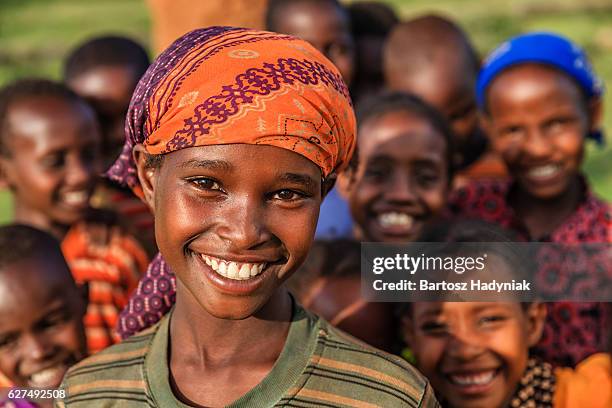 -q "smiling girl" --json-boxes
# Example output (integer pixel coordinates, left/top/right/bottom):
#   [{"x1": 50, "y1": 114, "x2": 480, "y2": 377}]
[
  {"x1": 58, "y1": 27, "x2": 438, "y2": 407},
  {"x1": 399, "y1": 220, "x2": 611, "y2": 408},
  {"x1": 450, "y1": 32, "x2": 611, "y2": 367}
]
